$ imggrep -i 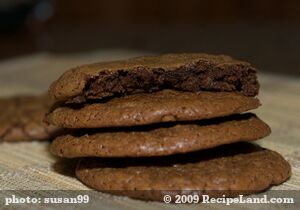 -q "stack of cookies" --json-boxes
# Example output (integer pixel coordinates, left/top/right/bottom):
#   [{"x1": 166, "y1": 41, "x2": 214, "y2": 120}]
[{"x1": 46, "y1": 54, "x2": 291, "y2": 201}]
